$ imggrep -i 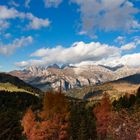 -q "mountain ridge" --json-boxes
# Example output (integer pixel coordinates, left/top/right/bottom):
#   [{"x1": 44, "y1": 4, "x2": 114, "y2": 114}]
[{"x1": 9, "y1": 64, "x2": 140, "y2": 91}]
